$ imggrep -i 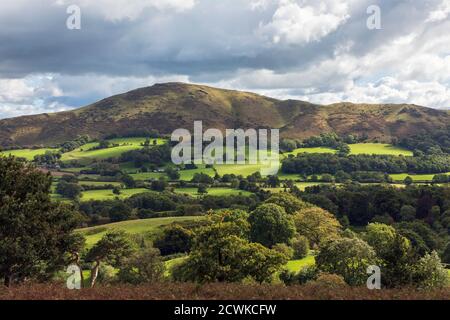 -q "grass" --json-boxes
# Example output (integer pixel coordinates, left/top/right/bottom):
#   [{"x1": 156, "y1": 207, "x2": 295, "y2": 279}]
[
  {"x1": 130, "y1": 172, "x2": 166, "y2": 180},
  {"x1": 179, "y1": 166, "x2": 216, "y2": 181},
  {"x1": 80, "y1": 188, "x2": 150, "y2": 201},
  {"x1": 283, "y1": 143, "x2": 413, "y2": 158},
  {"x1": 174, "y1": 187, "x2": 253, "y2": 197},
  {"x1": 215, "y1": 163, "x2": 266, "y2": 177},
  {"x1": 284, "y1": 147, "x2": 336, "y2": 157},
  {"x1": 0, "y1": 148, "x2": 58, "y2": 161},
  {"x1": 164, "y1": 256, "x2": 188, "y2": 277},
  {"x1": 348, "y1": 143, "x2": 413, "y2": 156},
  {"x1": 77, "y1": 216, "x2": 205, "y2": 247},
  {"x1": 389, "y1": 173, "x2": 450, "y2": 182},
  {"x1": 60, "y1": 138, "x2": 166, "y2": 164},
  {"x1": 78, "y1": 181, "x2": 122, "y2": 187},
  {"x1": 285, "y1": 255, "x2": 316, "y2": 273}
]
